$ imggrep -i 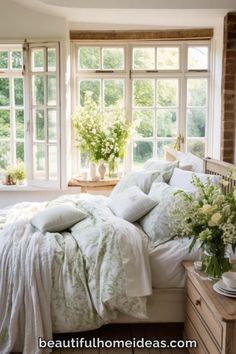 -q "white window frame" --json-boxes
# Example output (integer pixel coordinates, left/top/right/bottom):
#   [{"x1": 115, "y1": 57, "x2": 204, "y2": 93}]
[
  {"x1": 71, "y1": 41, "x2": 130, "y2": 174},
  {"x1": 26, "y1": 42, "x2": 61, "y2": 188},
  {"x1": 73, "y1": 39, "x2": 212, "y2": 172},
  {"x1": 0, "y1": 44, "x2": 25, "y2": 177}
]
